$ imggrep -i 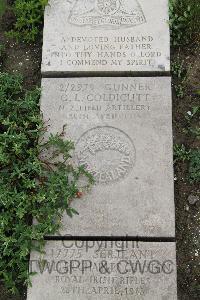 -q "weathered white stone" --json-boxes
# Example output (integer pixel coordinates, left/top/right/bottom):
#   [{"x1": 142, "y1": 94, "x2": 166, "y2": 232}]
[
  {"x1": 40, "y1": 77, "x2": 175, "y2": 237},
  {"x1": 27, "y1": 240, "x2": 177, "y2": 300},
  {"x1": 42, "y1": 0, "x2": 170, "y2": 74}
]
